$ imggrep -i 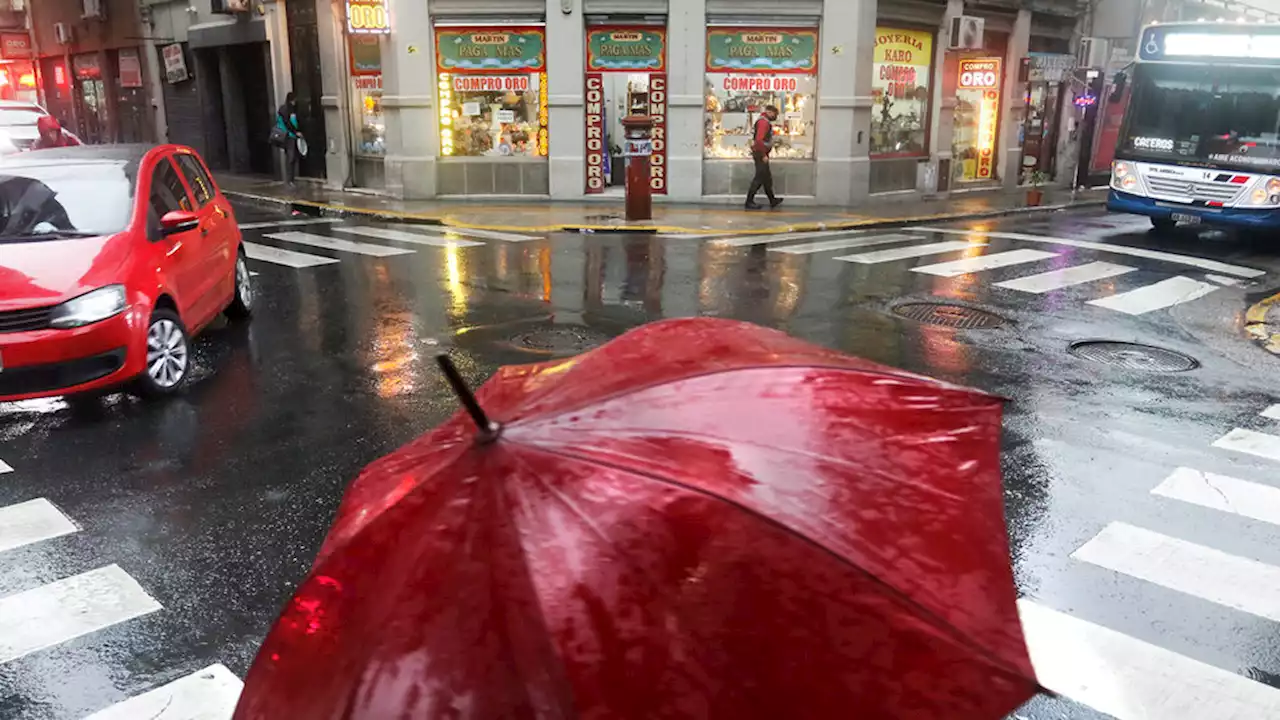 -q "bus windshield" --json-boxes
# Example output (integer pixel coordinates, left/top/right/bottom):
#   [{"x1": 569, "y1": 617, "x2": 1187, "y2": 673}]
[{"x1": 1120, "y1": 63, "x2": 1280, "y2": 171}]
